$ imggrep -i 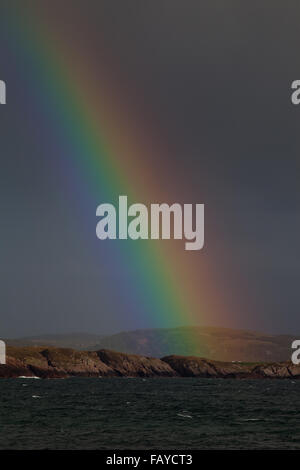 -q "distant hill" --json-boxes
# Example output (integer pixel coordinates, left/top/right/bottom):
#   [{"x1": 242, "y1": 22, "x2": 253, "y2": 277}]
[
  {"x1": 6, "y1": 333, "x2": 104, "y2": 350},
  {"x1": 6, "y1": 326, "x2": 297, "y2": 362},
  {"x1": 93, "y1": 326, "x2": 295, "y2": 362}
]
